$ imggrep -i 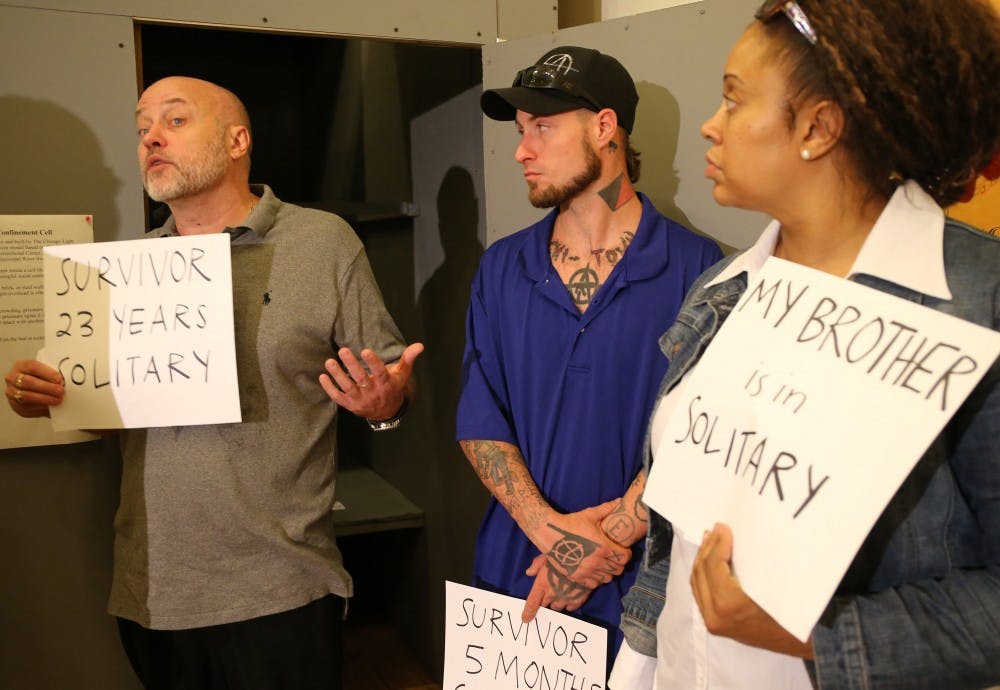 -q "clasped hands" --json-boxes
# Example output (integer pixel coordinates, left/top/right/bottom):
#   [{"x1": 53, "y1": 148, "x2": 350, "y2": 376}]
[{"x1": 520, "y1": 500, "x2": 631, "y2": 622}]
